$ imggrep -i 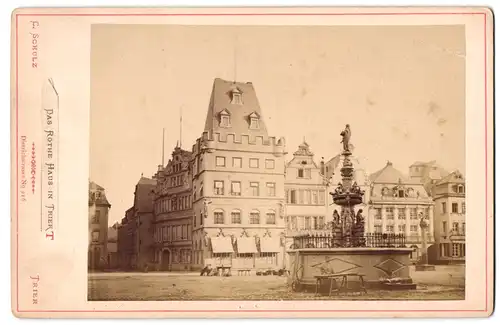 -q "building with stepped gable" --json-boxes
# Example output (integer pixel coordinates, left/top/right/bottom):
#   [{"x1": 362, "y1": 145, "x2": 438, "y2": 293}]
[
  {"x1": 190, "y1": 78, "x2": 288, "y2": 272},
  {"x1": 152, "y1": 146, "x2": 194, "y2": 271}
]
